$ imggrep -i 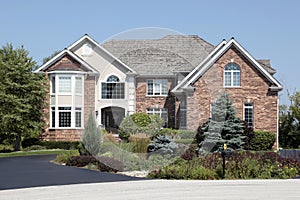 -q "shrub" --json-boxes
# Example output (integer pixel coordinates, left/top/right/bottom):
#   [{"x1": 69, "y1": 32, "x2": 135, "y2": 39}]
[
  {"x1": 21, "y1": 137, "x2": 40, "y2": 148},
  {"x1": 129, "y1": 134, "x2": 151, "y2": 153},
  {"x1": 249, "y1": 131, "x2": 276, "y2": 151},
  {"x1": 148, "y1": 135, "x2": 179, "y2": 155},
  {"x1": 0, "y1": 144, "x2": 14, "y2": 153},
  {"x1": 40, "y1": 141, "x2": 80, "y2": 150},
  {"x1": 97, "y1": 156, "x2": 124, "y2": 172},
  {"x1": 148, "y1": 151, "x2": 300, "y2": 180},
  {"x1": 157, "y1": 128, "x2": 196, "y2": 140},
  {"x1": 66, "y1": 155, "x2": 124, "y2": 172},
  {"x1": 148, "y1": 157, "x2": 219, "y2": 180},
  {"x1": 23, "y1": 145, "x2": 46, "y2": 151},
  {"x1": 119, "y1": 113, "x2": 164, "y2": 140},
  {"x1": 54, "y1": 150, "x2": 80, "y2": 164},
  {"x1": 66, "y1": 155, "x2": 98, "y2": 167},
  {"x1": 81, "y1": 112, "x2": 102, "y2": 156}
]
